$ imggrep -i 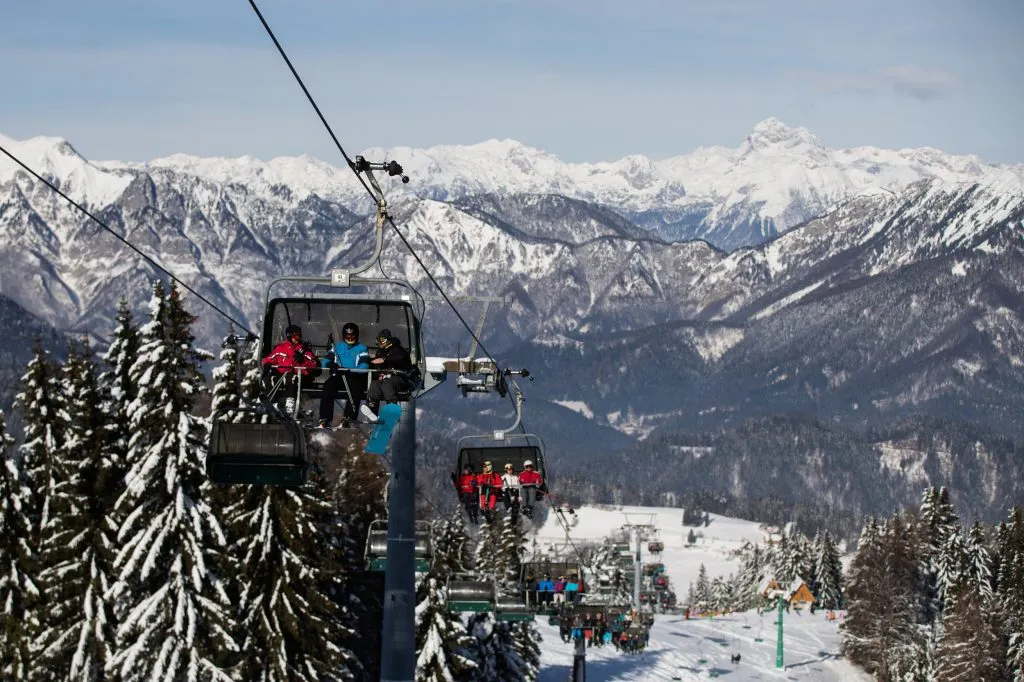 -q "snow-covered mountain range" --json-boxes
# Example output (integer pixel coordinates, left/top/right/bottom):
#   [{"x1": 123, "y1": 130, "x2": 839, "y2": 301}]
[
  {"x1": 1, "y1": 126, "x2": 1022, "y2": 457},
  {"x1": 6, "y1": 119, "x2": 1021, "y2": 251}
]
